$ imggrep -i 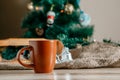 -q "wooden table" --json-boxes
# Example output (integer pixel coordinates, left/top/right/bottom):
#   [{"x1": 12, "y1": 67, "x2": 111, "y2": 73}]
[{"x1": 0, "y1": 68, "x2": 120, "y2": 80}]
